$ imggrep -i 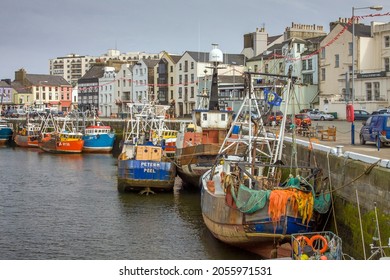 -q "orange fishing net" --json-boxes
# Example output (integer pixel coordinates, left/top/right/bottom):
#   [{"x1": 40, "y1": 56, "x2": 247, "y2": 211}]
[{"x1": 268, "y1": 189, "x2": 314, "y2": 228}]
